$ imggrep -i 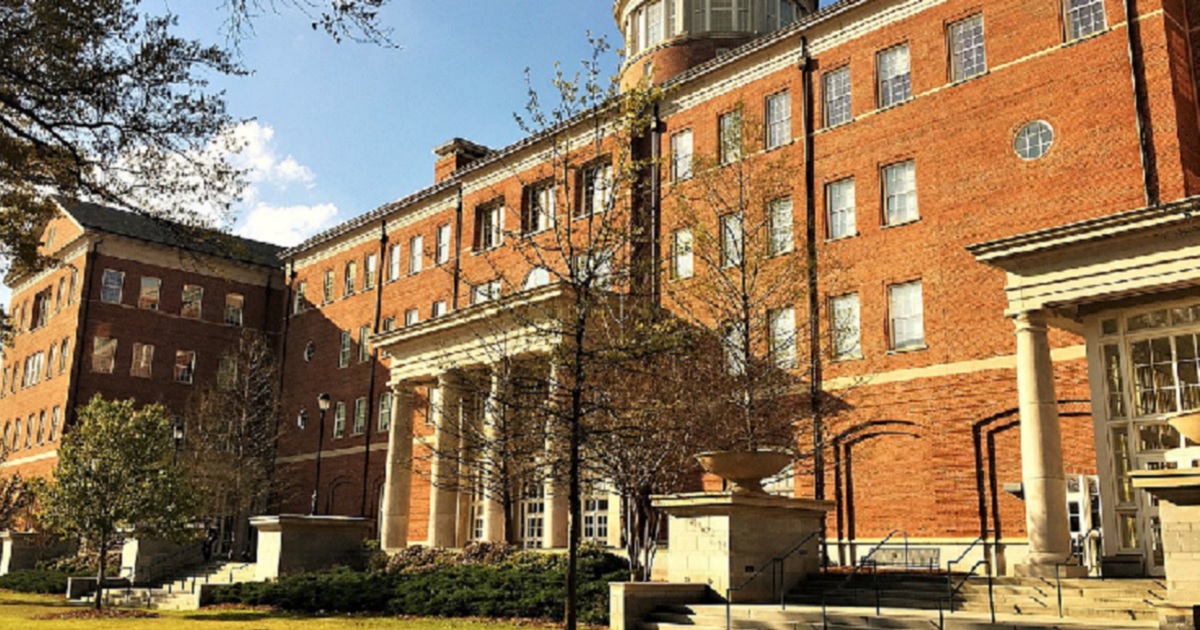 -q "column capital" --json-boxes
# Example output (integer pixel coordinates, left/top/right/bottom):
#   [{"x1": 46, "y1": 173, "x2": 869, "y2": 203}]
[{"x1": 1013, "y1": 309, "x2": 1050, "y2": 332}]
